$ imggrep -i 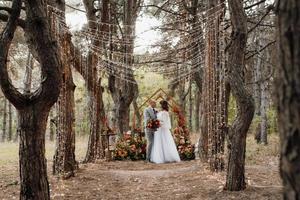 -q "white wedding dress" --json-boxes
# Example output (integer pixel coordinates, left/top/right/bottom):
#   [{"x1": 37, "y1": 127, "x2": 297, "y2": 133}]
[{"x1": 150, "y1": 111, "x2": 181, "y2": 164}]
